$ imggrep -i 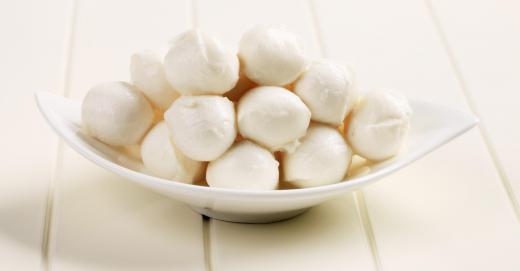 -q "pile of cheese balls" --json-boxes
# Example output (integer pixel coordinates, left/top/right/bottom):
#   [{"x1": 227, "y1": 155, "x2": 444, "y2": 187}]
[{"x1": 81, "y1": 25, "x2": 412, "y2": 190}]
